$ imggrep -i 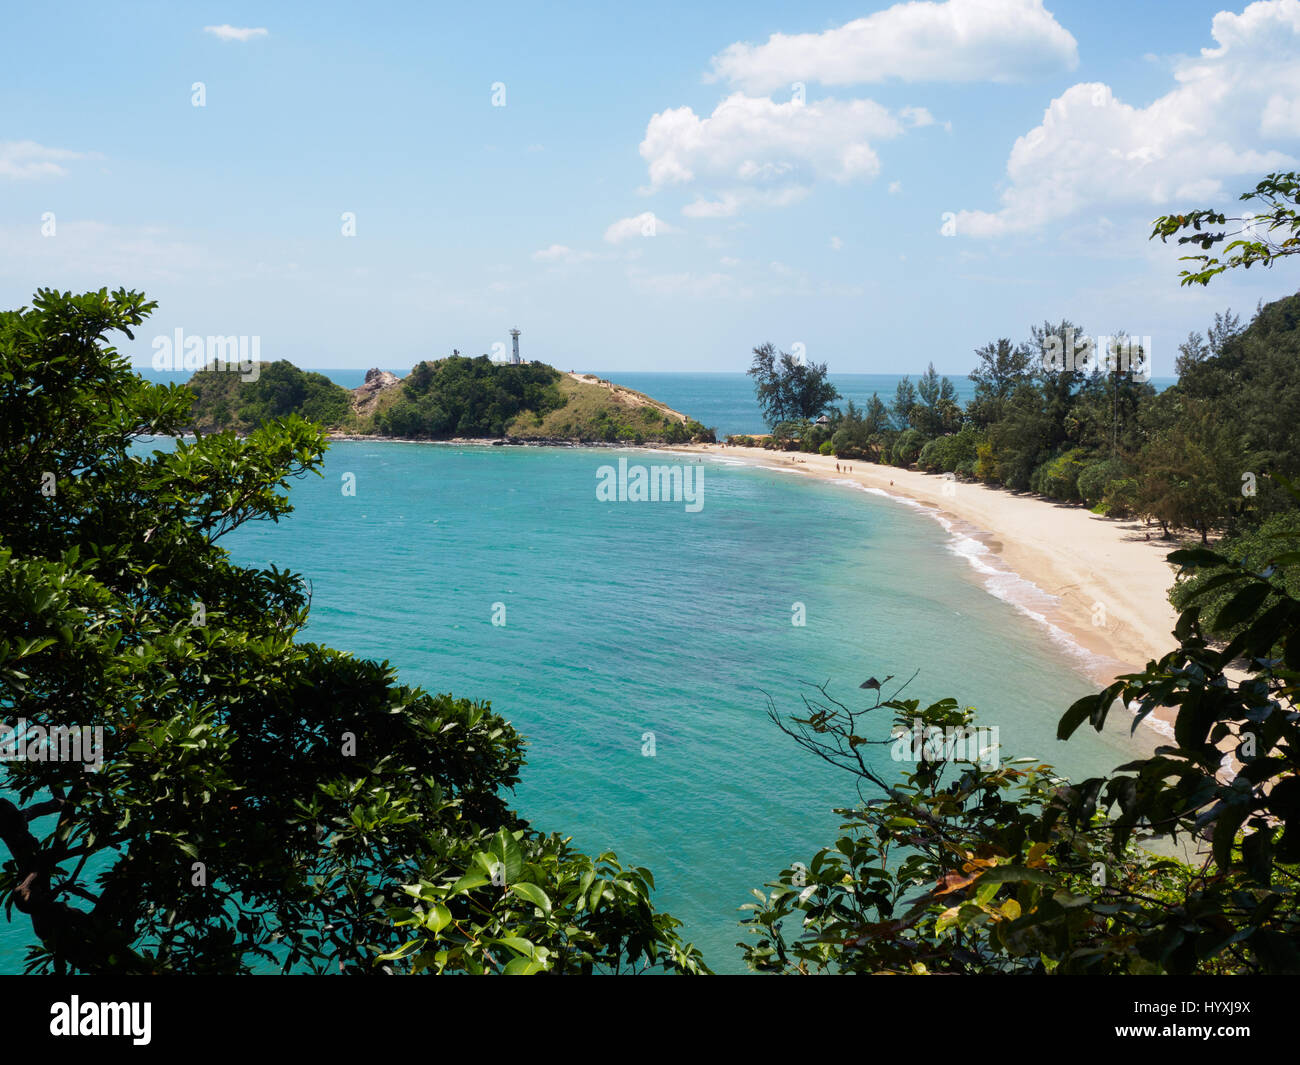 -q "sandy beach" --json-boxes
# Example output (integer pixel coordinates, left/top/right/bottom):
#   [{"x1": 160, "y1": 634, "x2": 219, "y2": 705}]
[{"x1": 673, "y1": 444, "x2": 1186, "y2": 716}]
